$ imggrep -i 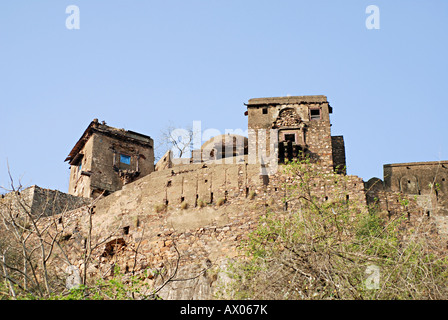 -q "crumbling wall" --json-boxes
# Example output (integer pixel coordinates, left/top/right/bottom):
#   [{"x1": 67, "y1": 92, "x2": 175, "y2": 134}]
[
  {"x1": 331, "y1": 136, "x2": 346, "y2": 174},
  {"x1": 0, "y1": 187, "x2": 35, "y2": 215},
  {"x1": 68, "y1": 133, "x2": 95, "y2": 198},
  {"x1": 68, "y1": 123, "x2": 155, "y2": 198},
  {"x1": 52, "y1": 159, "x2": 370, "y2": 299},
  {"x1": 365, "y1": 174, "x2": 448, "y2": 237},
  {"x1": 31, "y1": 186, "x2": 91, "y2": 216},
  {"x1": 0, "y1": 185, "x2": 90, "y2": 217},
  {"x1": 49, "y1": 157, "x2": 448, "y2": 300},
  {"x1": 246, "y1": 96, "x2": 336, "y2": 172},
  {"x1": 383, "y1": 161, "x2": 448, "y2": 216}
]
